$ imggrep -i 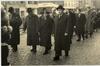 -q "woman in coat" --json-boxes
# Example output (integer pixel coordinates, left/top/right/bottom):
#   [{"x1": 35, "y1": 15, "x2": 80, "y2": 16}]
[
  {"x1": 76, "y1": 9, "x2": 86, "y2": 41},
  {"x1": 8, "y1": 7, "x2": 22, "y2": 52},
  {"x1": 24, "y1": 8, "x2": 39, "y2": 53},
  {"x1": 85, "y1": 9, "x2": 96, "y2": 38},
  {"x1": 39, "y1": 8, "x2": 54, "y2": 55},
  {"x1": 53, "y1": 5, "x2": 70, "y2": 61}
]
